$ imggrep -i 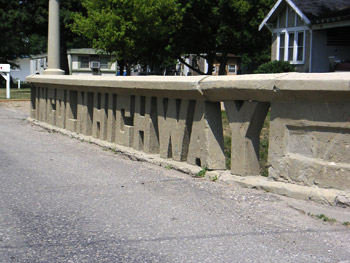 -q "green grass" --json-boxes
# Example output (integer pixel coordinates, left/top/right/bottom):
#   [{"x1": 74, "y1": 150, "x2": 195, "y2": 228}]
[
  {"x1": 209, "y1": 175, "x2": 218, "y2": 182},
  {"x1": 222, "y1": 110, "x2": 270, "y2": 177},
  {"x1": 195, "y1": 167, "x2": 207, "y2": 178},
  {"x1": 0, "y1": 88, "x2": 31, "y2": 100},
  {"x1": 308, "y1": 213, "x2": 337, "y2": 223},
  {"x1": 343, "y1": 221, "x2": 350, "y2": 226},
  {"x1": 316, "y1": 214, "x2": 336, "y2": 222},
  {"x1": 165, "y1": 165, "x2": 173, "y2": 170}
]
